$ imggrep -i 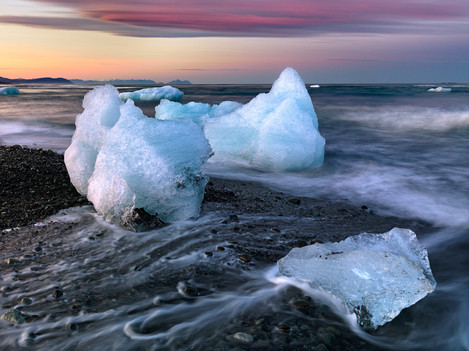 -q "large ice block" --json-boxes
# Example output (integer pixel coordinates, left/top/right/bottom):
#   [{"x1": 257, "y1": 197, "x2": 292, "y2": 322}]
[
  {"x1": 65, "y1": 85, "x2": 212, "y2": 226},
  {"x1": 155, "y1": 67, "x2": 325, "y2": 171},
  {"x1": 277, "y1": 228, "x2": 436, "y2": 329}
]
